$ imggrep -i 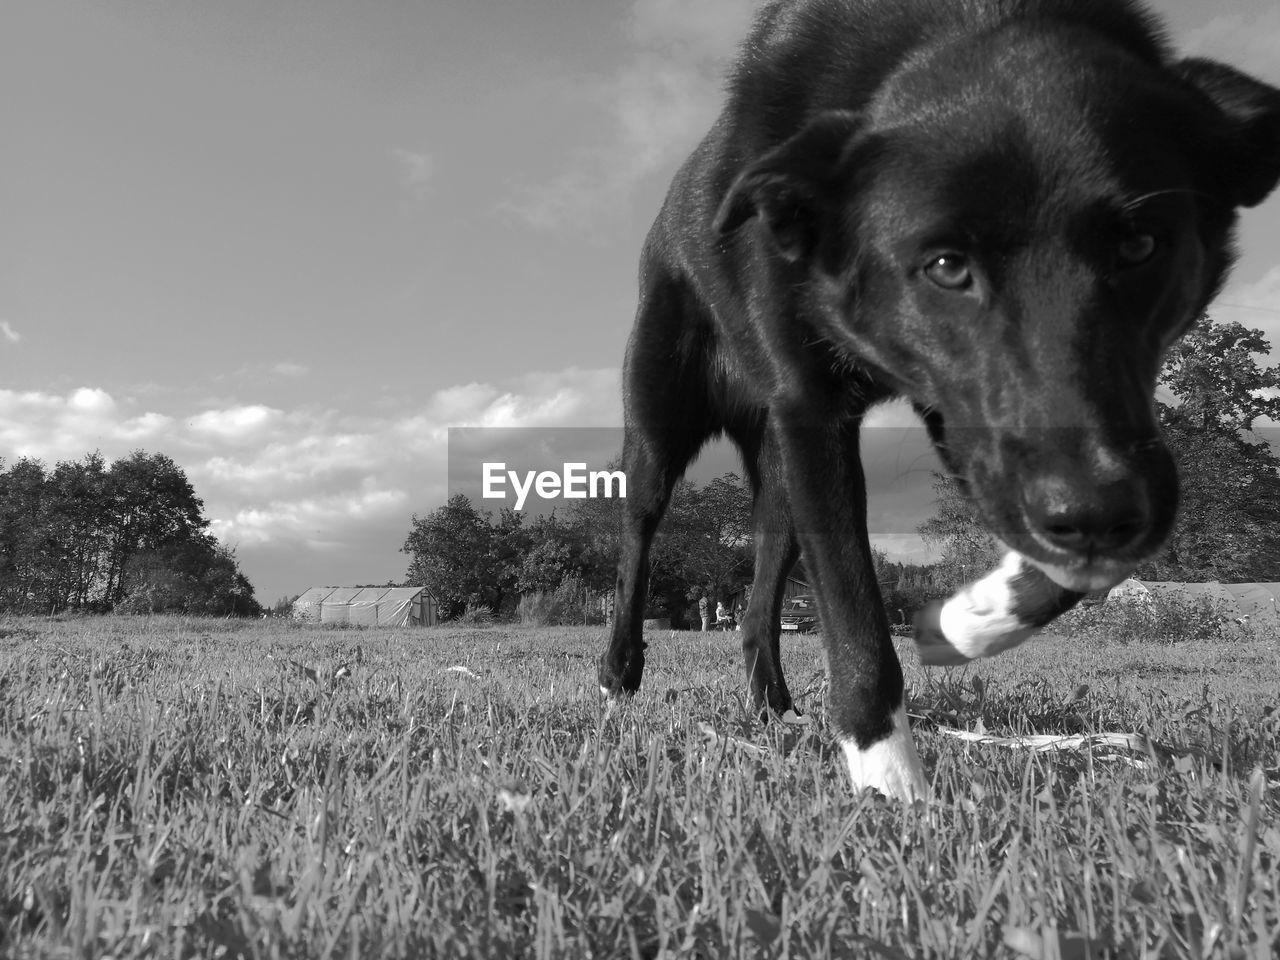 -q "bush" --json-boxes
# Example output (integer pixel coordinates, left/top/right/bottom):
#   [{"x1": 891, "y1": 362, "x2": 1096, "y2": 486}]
[
  {"x1": 555, "y1": 576, "x2": 605, "y2": 626},
  {"x1": 1056, "y1": 592, "x2": 1236, "y2": 644},
  {"x1": 454, "y1": 602, "x2": 495, "y2": 626},
  {"x1": 517, "y1": 577, "x2": 606, "y2": 627},
  {"x1": 517, "y1": 591, "x2": 562, "y2": 627}
]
